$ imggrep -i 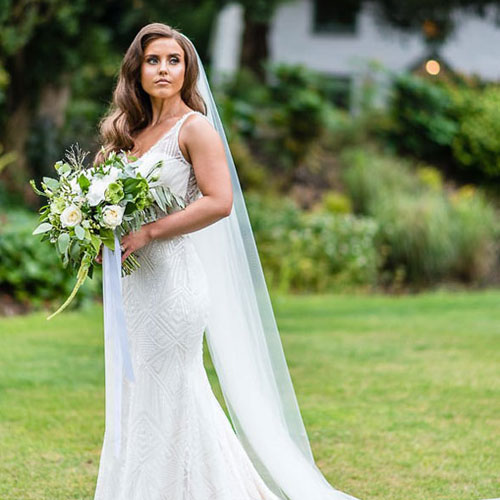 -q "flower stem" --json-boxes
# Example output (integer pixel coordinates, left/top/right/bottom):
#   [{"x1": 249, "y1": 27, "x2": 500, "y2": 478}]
[{"x1": 47, "y1": 256, "x2": 91, "y2": 320}]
